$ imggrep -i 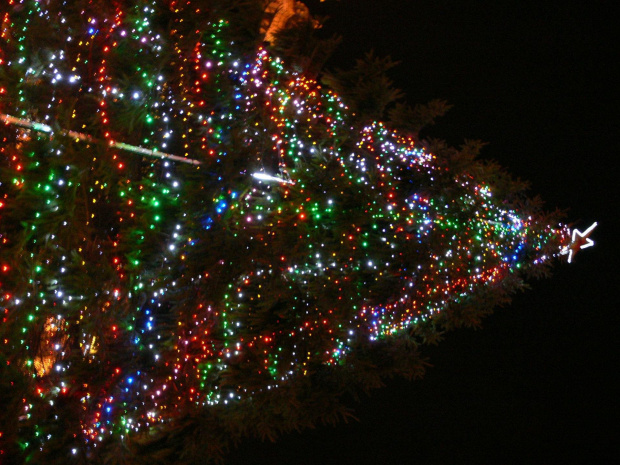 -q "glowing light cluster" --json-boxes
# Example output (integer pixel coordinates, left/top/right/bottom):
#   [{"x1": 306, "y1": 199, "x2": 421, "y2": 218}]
[{"x1": 0, "y1": 1, "x2": 576, "y2": 461}]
